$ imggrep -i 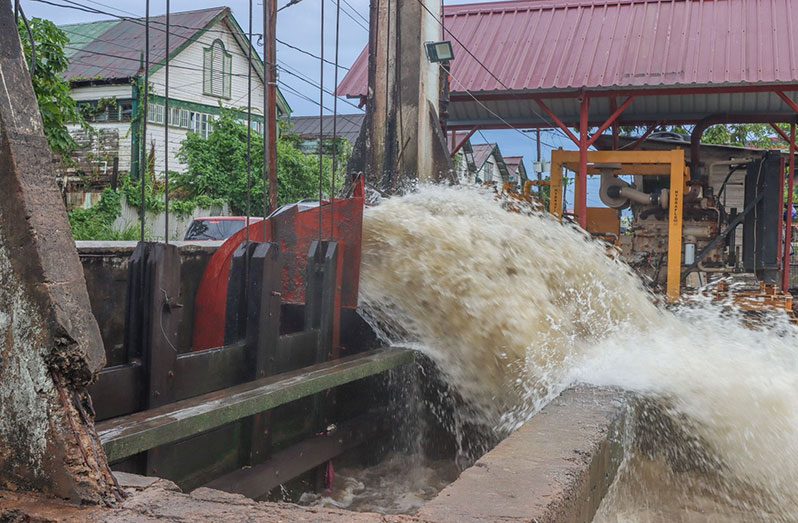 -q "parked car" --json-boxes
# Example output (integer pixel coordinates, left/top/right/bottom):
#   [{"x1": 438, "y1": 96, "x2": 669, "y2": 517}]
[{"x1": 183, "y1": 216, "x2": 264, "y2": 241}]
